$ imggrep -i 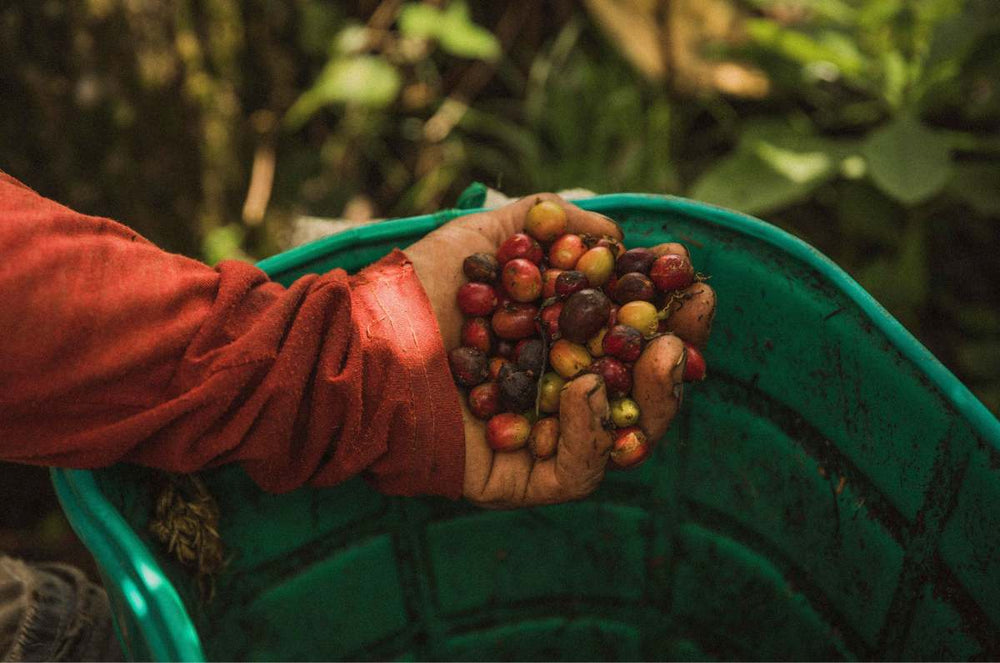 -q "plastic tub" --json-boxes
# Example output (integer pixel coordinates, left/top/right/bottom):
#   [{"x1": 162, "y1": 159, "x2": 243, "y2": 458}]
[{"x1": 53, "y1": 193, "x2": 1000, "y2": 660}]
